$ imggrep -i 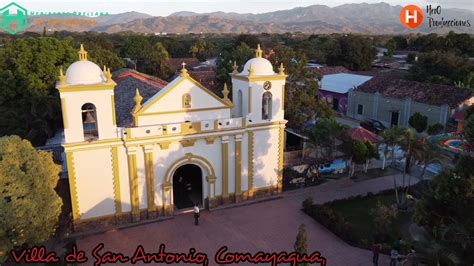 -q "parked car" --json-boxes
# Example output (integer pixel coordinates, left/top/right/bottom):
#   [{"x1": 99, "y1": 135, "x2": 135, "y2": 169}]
[
  {"x1": 360, "y1": 118, "x2": 386, "y2": 133},
  {"x1": 318, "y1": 159, "x2": 348, "y2": 175}
]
